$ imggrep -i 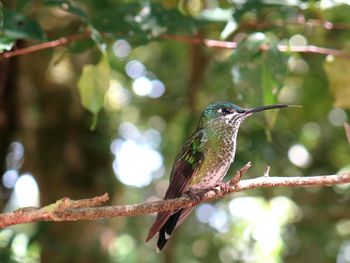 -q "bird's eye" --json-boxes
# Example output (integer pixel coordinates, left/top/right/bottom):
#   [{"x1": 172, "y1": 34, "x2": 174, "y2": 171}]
[{"x1": 218, "y1": 108, "x2": 233, "y2": 115}]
